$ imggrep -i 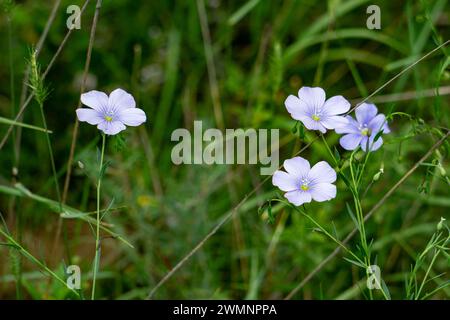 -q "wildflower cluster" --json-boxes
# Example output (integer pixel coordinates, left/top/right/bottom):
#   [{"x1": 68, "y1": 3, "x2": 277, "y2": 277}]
[{"x1": 273, "y1": 86, "x2": 390, "y2": 206}]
